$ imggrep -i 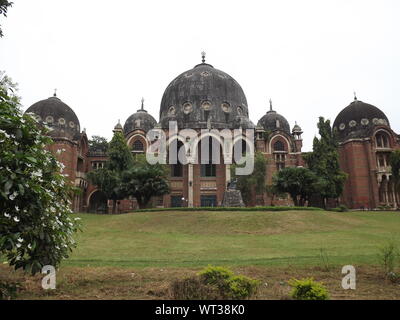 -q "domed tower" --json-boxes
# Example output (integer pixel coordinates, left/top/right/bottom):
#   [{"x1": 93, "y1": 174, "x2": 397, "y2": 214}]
[
  {"x1": 26, "y1": 92, "x2": 81, "y2": 140},
  {"x1": 257, "y1": 99, "x2": 291, "y2": 135},
  {"x1": 25, "y1": 92, "x2": 89, "y2": 212},
  {"x1": 159, "y1": 52, "x2": 254, "y2": 130},
  {"x1": 123, "y1": 98, "x2": 157, "y2": 153},
  {"x1": 254, "y1": 99, "x2": 304, "y2": 206},
  {"x1": 333, "y1": 95, "x2": 399, "y2": 209},
  {"x1": 157, "y1": 53, "x2": 255, "y2": 208}
]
